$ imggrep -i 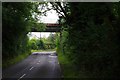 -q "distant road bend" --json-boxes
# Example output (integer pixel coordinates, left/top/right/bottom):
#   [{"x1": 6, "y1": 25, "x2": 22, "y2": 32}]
[{"x1": 2, "y1": 51, "x2": 62, "y2": 80}]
